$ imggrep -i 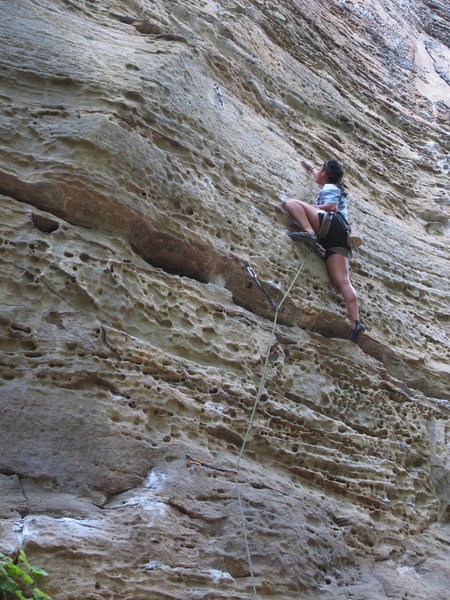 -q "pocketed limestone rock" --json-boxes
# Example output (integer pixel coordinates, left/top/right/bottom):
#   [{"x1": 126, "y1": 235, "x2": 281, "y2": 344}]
[{"x1": 0, "y1": 1, "x2": 449, "y2": 599}]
